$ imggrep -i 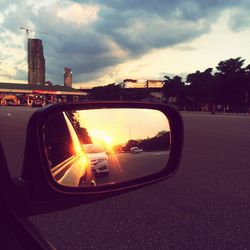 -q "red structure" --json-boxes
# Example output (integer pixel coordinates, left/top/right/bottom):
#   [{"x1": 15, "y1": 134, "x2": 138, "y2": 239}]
[
  {"x1": 28, "y1": 39, "x2": 45, "y2": 85},
  {"x1": 64, "y1": 67, "x2": 72, "y2": 88}
]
